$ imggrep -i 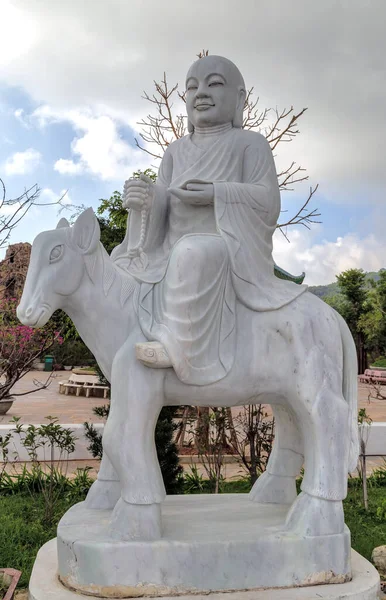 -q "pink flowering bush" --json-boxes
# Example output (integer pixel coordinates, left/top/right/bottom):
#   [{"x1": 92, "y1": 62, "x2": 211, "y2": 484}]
[{"x1": 0, "y1": 297, "x2": 63, "y2": 400}]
